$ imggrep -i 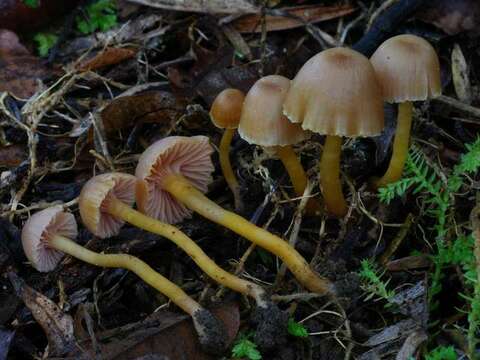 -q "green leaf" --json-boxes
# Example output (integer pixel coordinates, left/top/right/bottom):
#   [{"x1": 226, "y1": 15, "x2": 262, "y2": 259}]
[
  {"x1": 424, "y1": 345, "x2": 457, "y2": 360},
  {"x1": 232, "y1": 333, "x2": 262, "y2": 360},
  {"x1": 33, "y1": 32, "x2": 58, "y2": 57},
  {"x1": 287, "y1": 318, "x2": 309, "y2": 338},
  {"x1": 23, "y1": 0, "x2": 40, "y2": 8},
  {"x1": 77, "y1": 19, "x2": 94, "y2": 35},
  {"x1": 76, "y1": 0, "x2": 117, "y2": 35},
  {"x1": 359, "y1": 259, "x2": 396, "y2": 305}
]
